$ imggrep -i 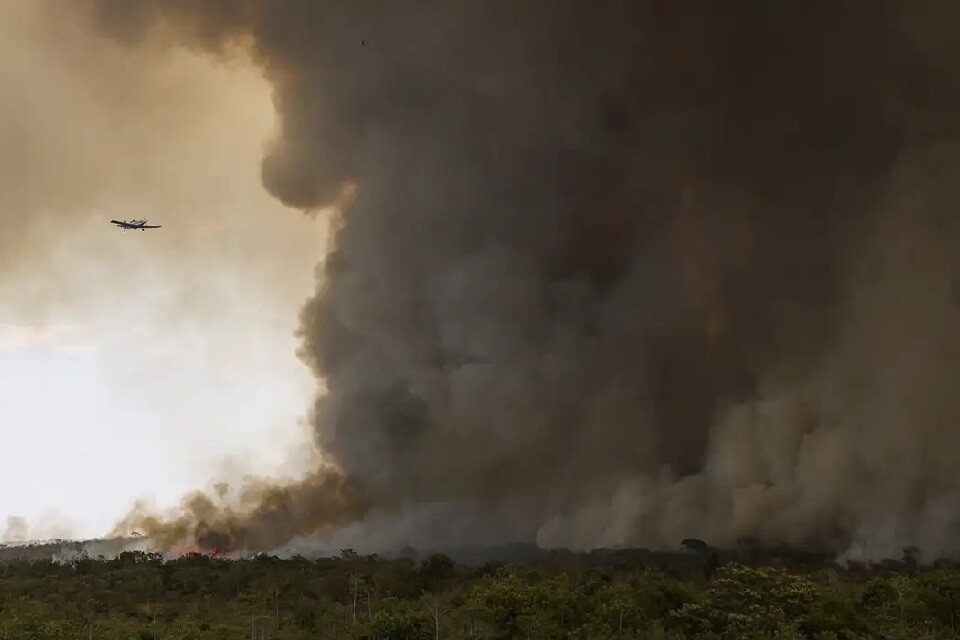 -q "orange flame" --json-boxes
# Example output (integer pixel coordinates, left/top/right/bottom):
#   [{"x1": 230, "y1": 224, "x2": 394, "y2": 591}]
[{"x1": 163, "y1": 540, "x2": 224, "y2": 560}]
